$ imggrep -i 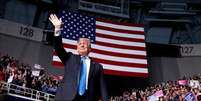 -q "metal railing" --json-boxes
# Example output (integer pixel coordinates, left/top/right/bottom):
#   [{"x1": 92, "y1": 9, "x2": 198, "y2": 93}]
[{"x1": 0, "y1": 81, "x2": 55, "y2": 101}]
